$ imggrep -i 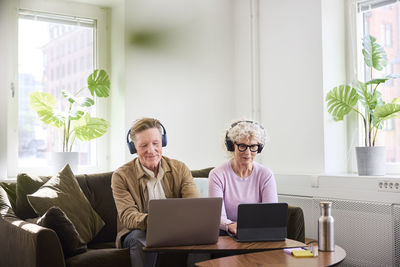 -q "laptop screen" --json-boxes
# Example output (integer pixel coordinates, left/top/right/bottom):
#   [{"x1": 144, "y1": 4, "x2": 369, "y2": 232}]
[{"x1": 237, "y1": 202, "x2": 288, "y2": 228}]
